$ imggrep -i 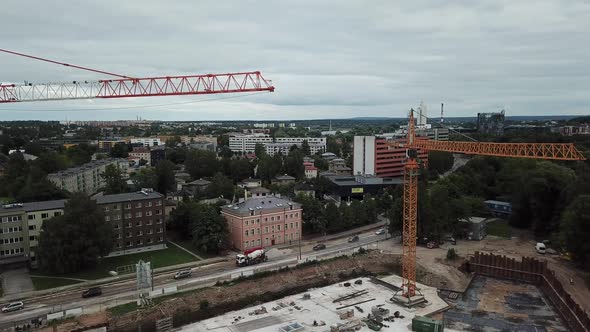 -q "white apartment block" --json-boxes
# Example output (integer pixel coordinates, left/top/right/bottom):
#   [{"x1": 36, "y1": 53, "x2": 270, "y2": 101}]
[
  {"x1": 229, "y1": 135, "x2": 326, "y2": 155},
  {"x1": 47, "y1": 159, "x2": 128, "y2": 194},
  {"x1": 229, "y1": 135, "x2": 273, "y2": 153},
  {"x1": 130, "y1": 137, "x2": 162, "y2": 147}
]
